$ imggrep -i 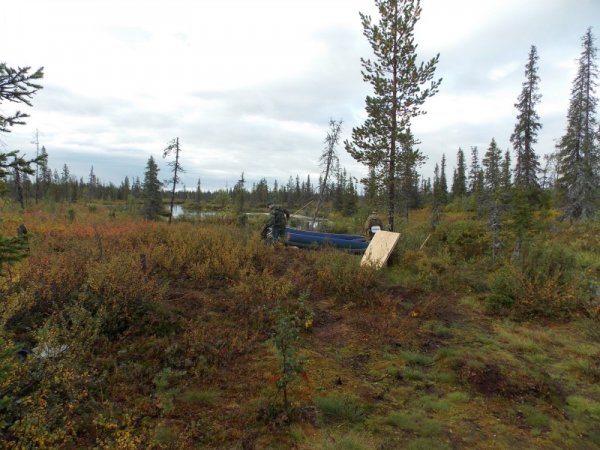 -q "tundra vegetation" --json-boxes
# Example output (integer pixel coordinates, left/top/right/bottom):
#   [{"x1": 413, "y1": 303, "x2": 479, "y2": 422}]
[
  {"x1": 1, "y1": 2, "x2": 600, "y2": 448},
  {"x1": 0, "y1": 203, "x2": 598, "y2": 449}
]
